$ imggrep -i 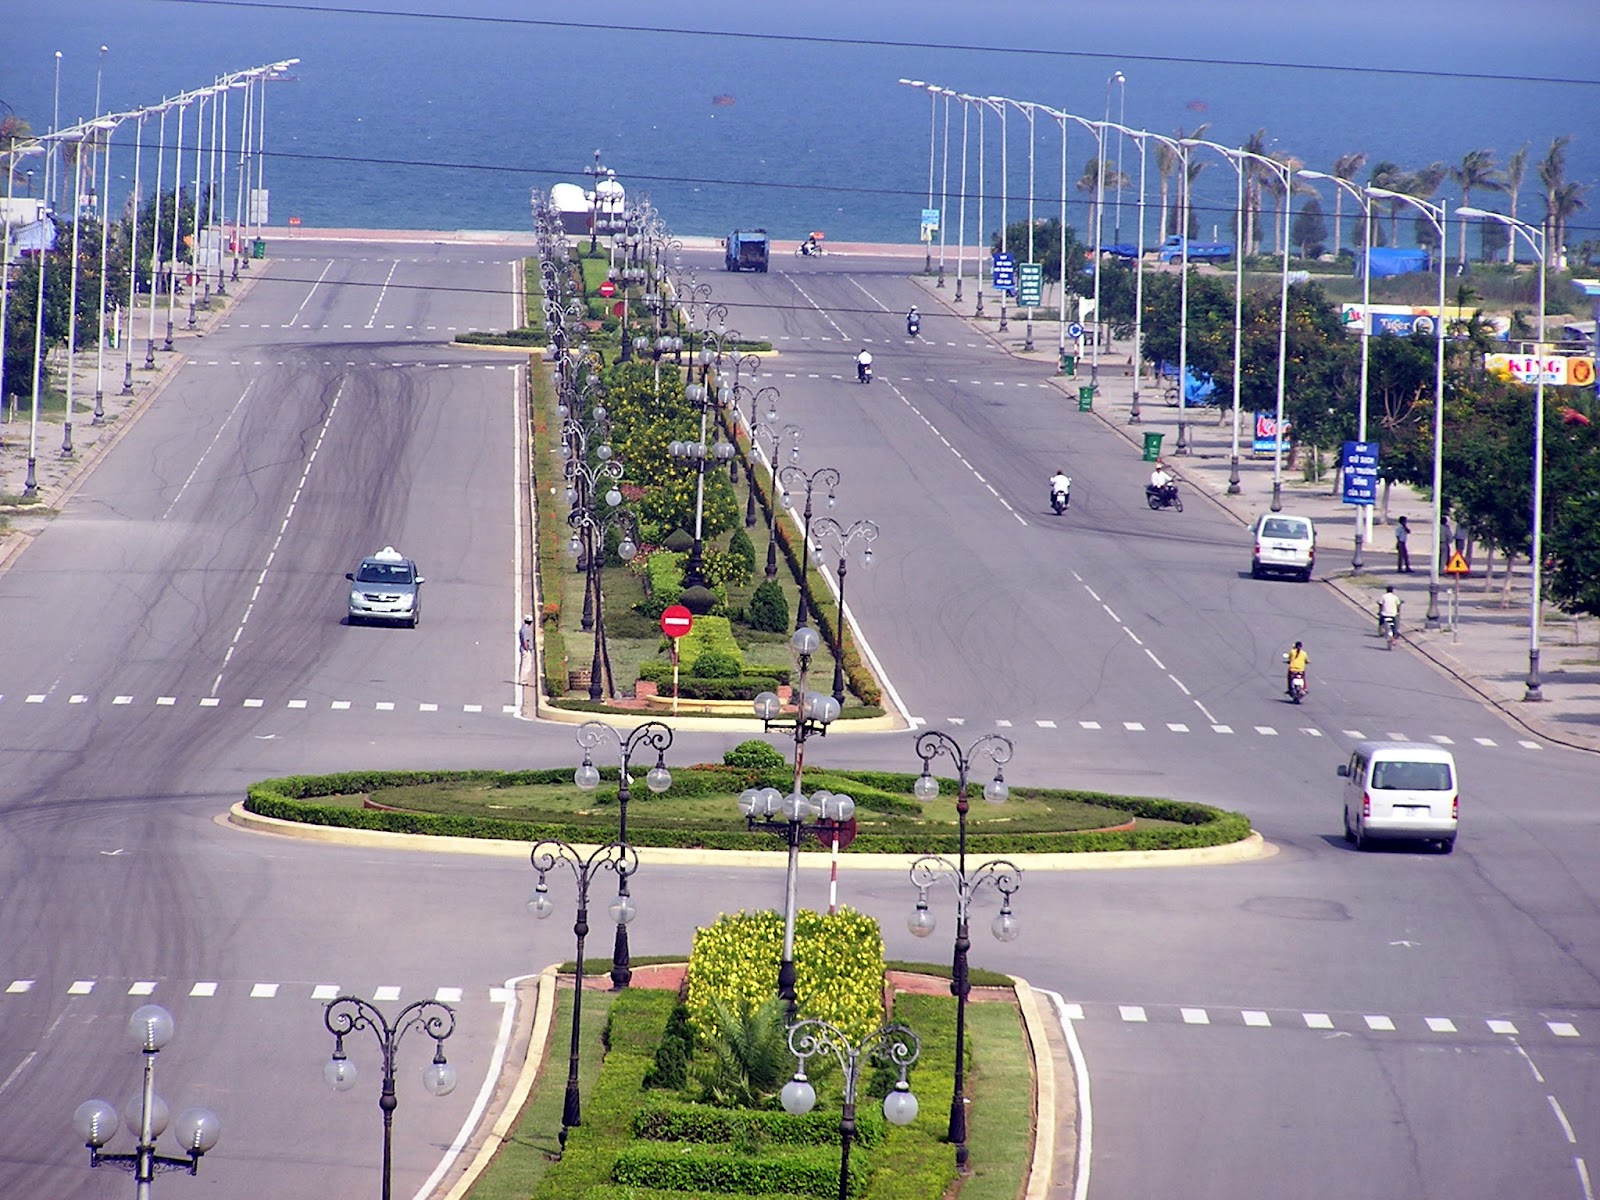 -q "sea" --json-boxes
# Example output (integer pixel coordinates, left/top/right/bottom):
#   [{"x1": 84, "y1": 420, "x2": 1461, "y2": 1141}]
[{"x1": 3, "y1": 0, "x2": 1598, "y2": 254}]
